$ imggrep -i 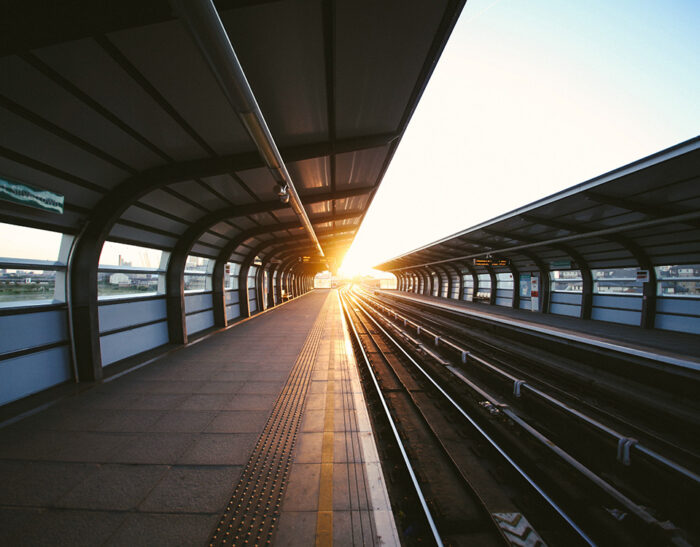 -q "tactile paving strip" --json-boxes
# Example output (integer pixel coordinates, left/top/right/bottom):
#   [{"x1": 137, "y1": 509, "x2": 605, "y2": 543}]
[{"x1": 210, "y1": 304, "x2": 327, "y2": 546}]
